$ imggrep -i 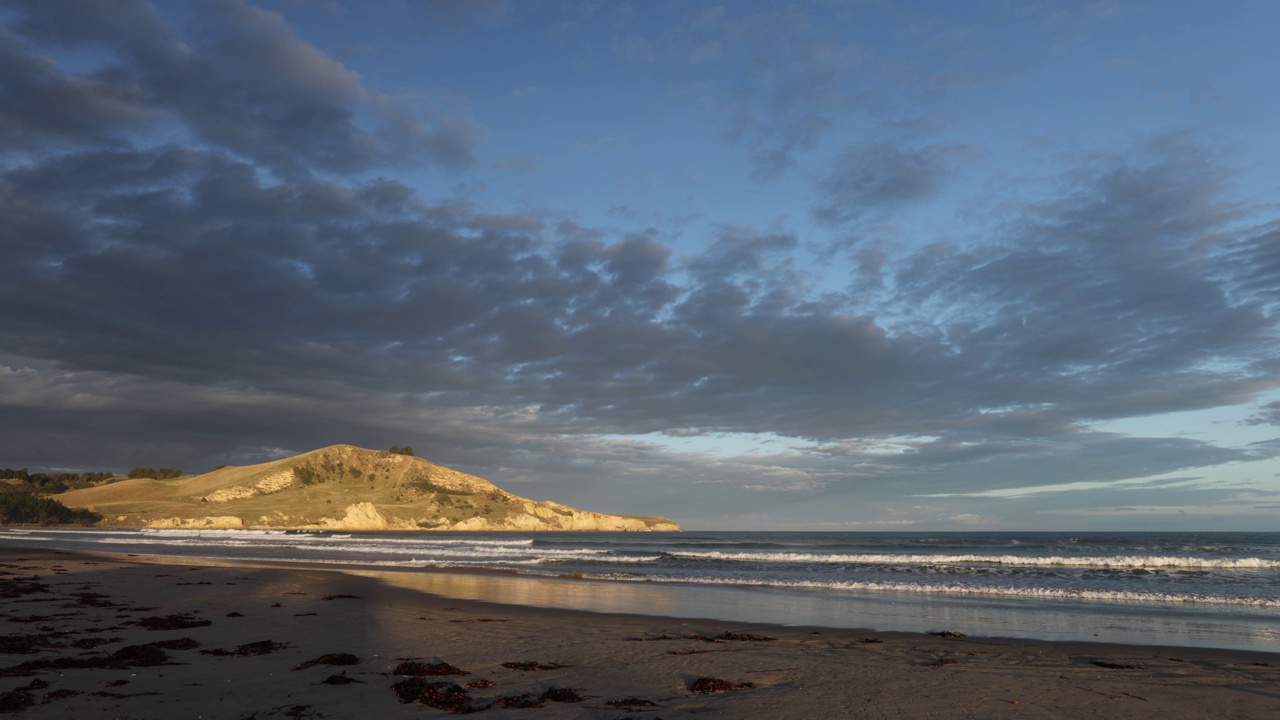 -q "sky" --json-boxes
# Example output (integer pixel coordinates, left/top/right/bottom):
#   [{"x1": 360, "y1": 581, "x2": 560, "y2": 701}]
[{"x1": 2, "y1": 0, "x2": 1279, "y2": 531}]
